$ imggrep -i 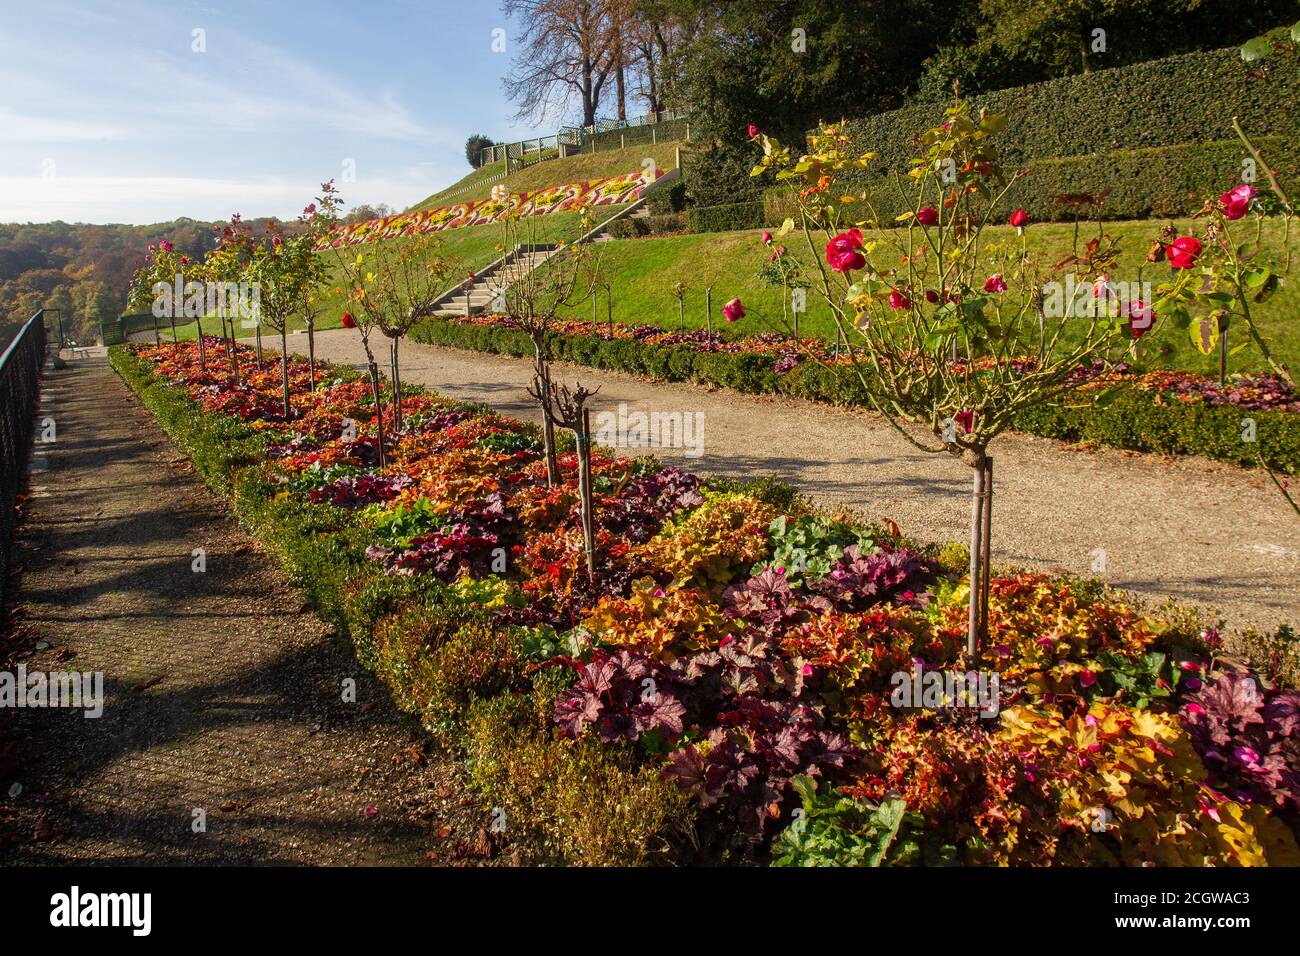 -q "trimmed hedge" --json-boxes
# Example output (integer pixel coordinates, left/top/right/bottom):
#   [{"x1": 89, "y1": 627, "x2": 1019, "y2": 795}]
[
  {"x1": 607, "y1": 212, "x2": 687, "y2": 239},
  {"x1": 769, "y1": 137, "x2": 1300, "y2": 225},
  {"x1": 410, "y1": 318, "x2": 1300, "y2": 474},
  {"x1": 836, "y1": 46, "x2": 1299, "y2": 185},
  {"x1": 686, "y1": 200, "x2": 767, "y2": 233}
]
